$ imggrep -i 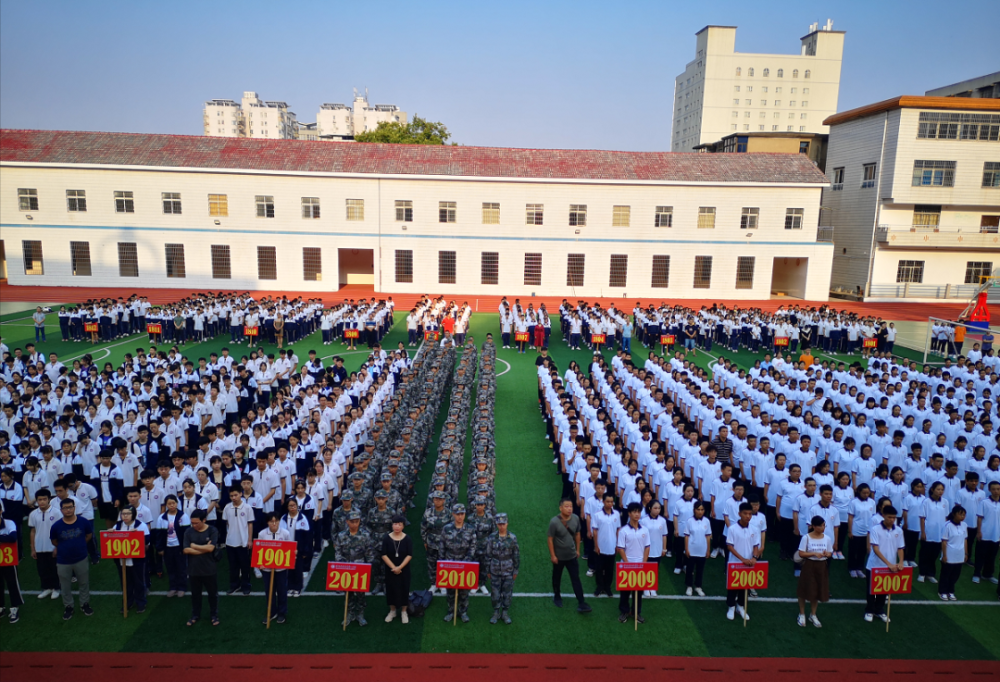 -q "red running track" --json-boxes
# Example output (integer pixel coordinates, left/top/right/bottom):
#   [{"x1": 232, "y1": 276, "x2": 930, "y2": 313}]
[
  {"x1": 2, "y1": 283, "x2": 987, "y2": 322},
  {"x1": 0, "y1": 652, "x2": 997, "y2": 682}
]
